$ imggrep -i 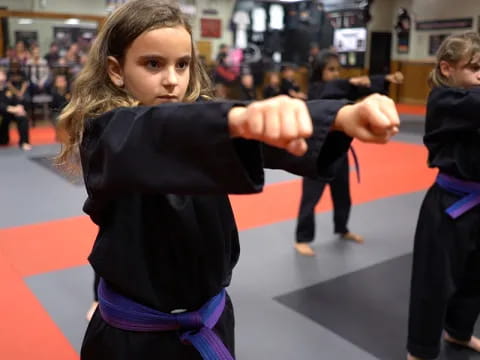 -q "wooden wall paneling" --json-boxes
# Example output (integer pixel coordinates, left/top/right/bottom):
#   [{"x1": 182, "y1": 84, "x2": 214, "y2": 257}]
[
  {"x1": 196, "y1": 40, "x2": 212, "y2": 65},
  {"x1": 396, "y1": 61, "x2": 434, "y2": 105}
]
